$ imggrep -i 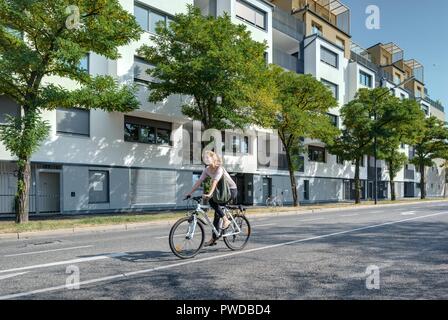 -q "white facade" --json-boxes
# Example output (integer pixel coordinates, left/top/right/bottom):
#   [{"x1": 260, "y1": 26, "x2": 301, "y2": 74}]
[{"x1": 0, "y1": 0, "x2": 445, "y2": 214}]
